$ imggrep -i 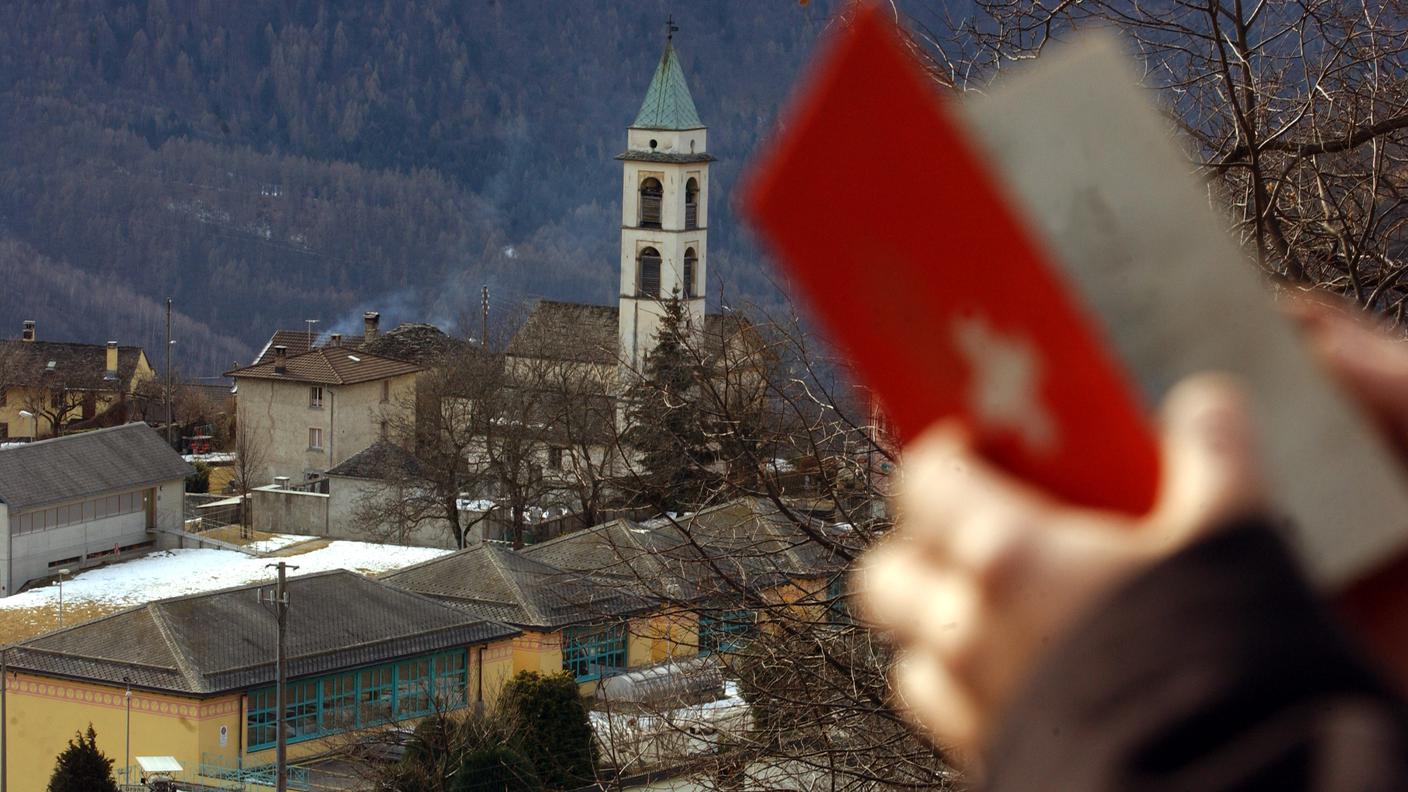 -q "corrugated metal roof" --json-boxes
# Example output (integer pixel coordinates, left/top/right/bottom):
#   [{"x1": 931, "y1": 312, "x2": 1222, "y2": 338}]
[
  {"x1": 0, "y1": 423, "x2": 193, "y2": 511},
  {"x1": 632, "y1": 40, "x2": 704, "y2": 131}
]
